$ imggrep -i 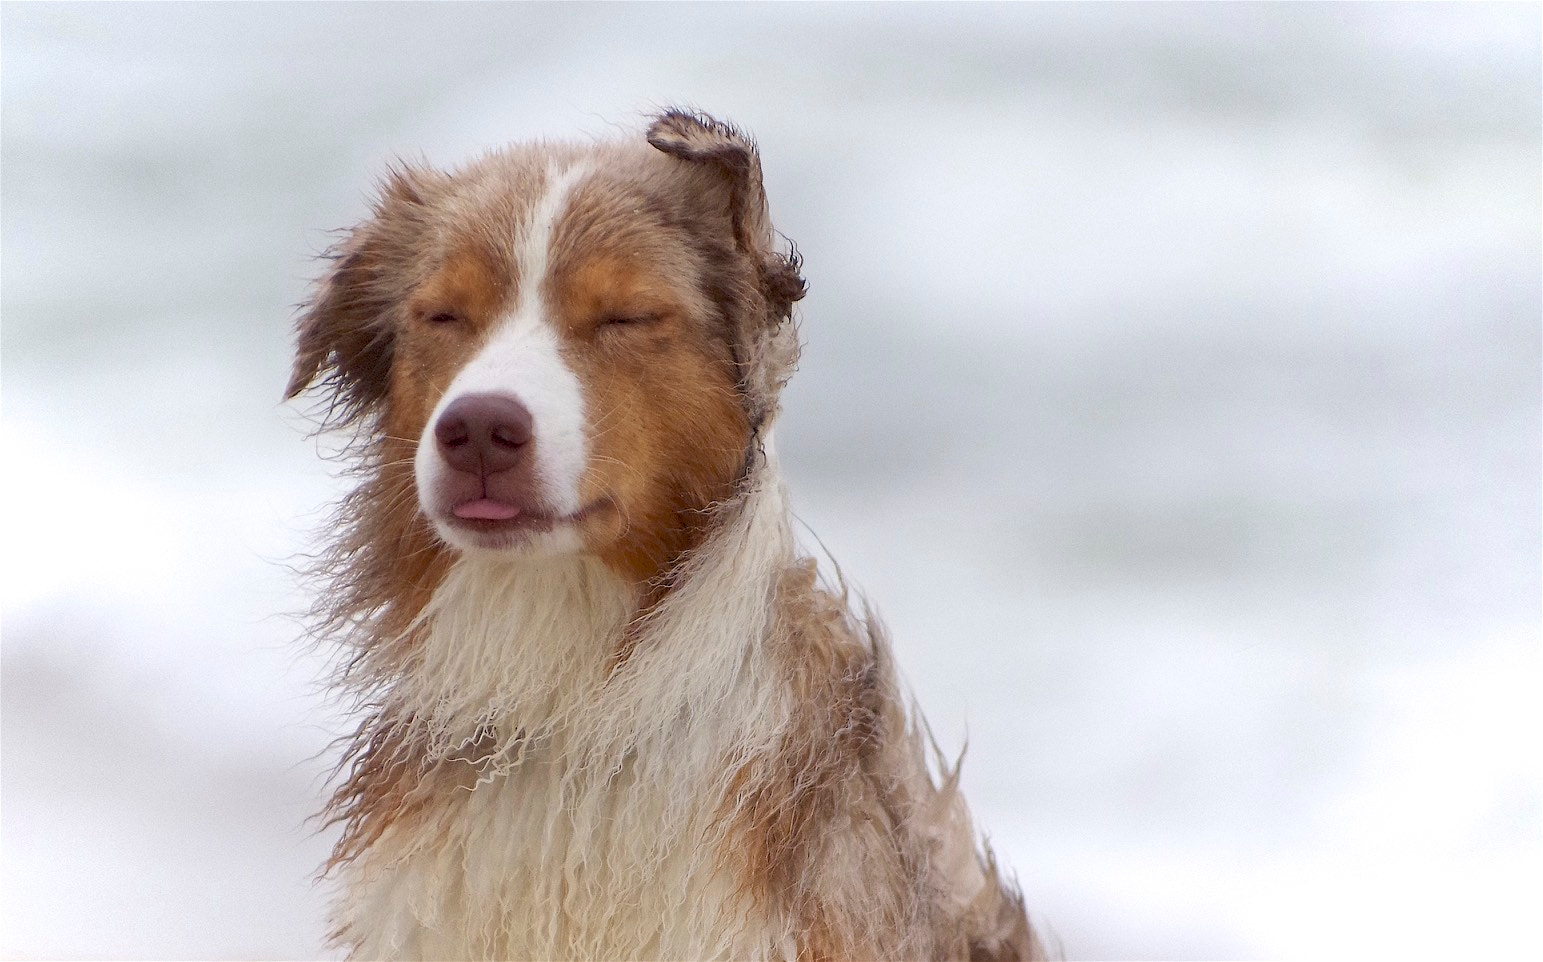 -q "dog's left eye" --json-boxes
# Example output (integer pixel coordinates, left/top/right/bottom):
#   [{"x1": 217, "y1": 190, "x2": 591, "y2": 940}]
[{"x1": 600, "y1": 312, "x2": 661, "y2": 328}]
